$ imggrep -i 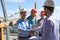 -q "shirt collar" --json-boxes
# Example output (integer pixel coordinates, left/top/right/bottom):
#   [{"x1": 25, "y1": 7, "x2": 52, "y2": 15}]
[{"x1": 46, "y1": 13, "x2": 54, "y2": 19}]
